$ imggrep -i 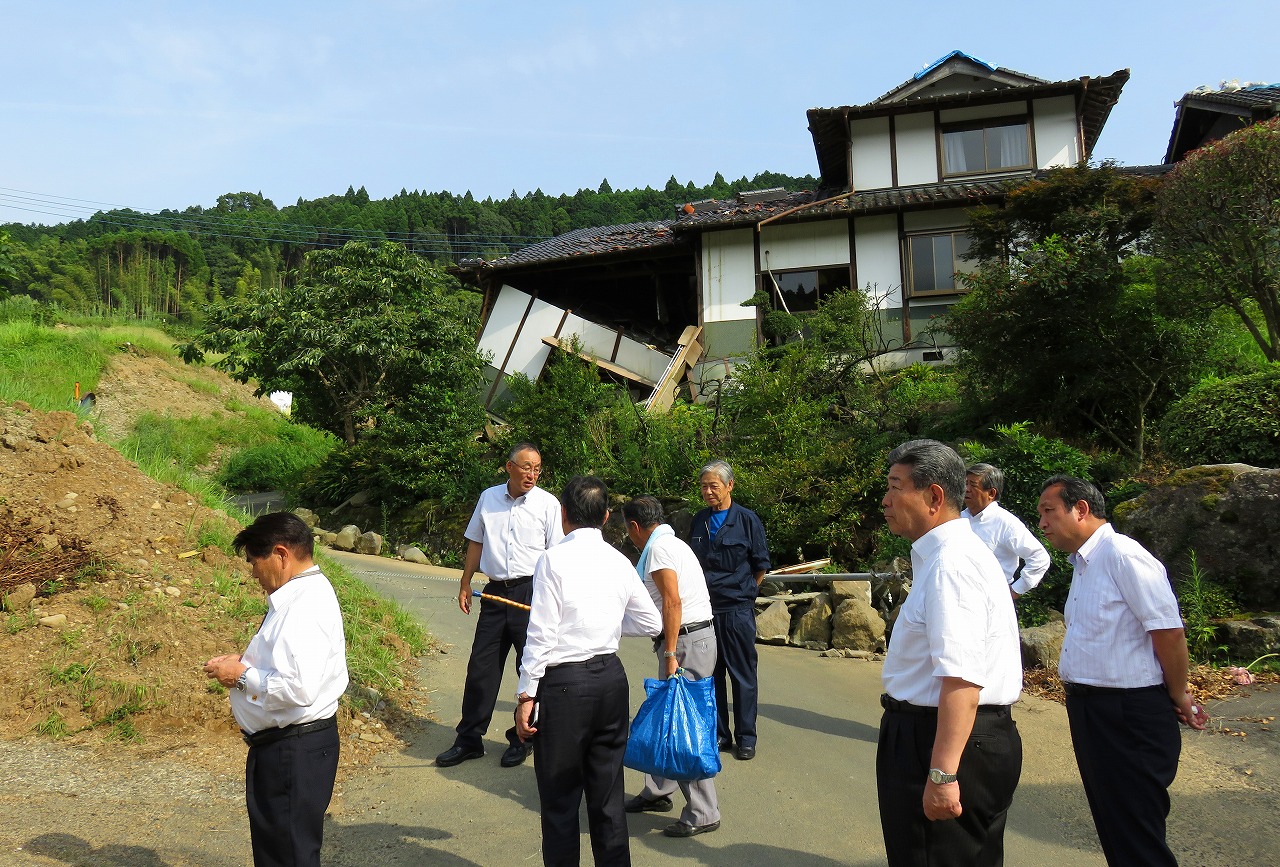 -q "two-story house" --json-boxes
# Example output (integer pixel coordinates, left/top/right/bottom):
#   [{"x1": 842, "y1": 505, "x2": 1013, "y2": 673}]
[{"x1": 456, "y1": 51, "x2": 1128, "y2": 415}]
